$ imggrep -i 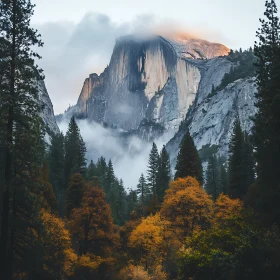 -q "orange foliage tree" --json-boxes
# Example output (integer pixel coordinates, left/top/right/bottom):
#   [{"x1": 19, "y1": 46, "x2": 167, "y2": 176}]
[
  {"x1": 161, "y1": 177, "x2": 214, "y2": 241},
  {"x1": 69, "y1": 186, "x2": 117, "y2": 257},
  {"x1": 128, "y1": 213, "x2": 170, "y2": 272},
  {"x1": 40, "y1": 210, "x2": 77, "y2": 278}
]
